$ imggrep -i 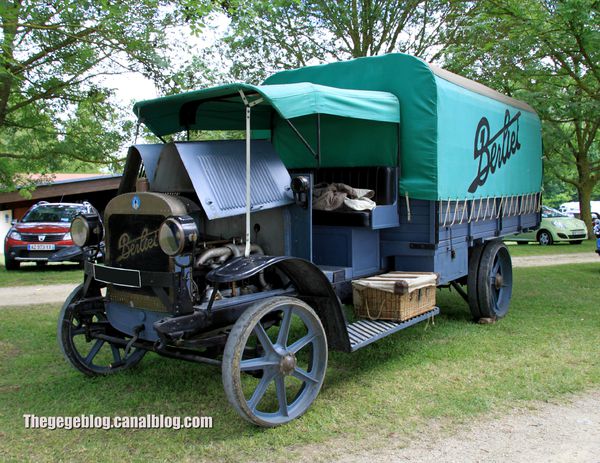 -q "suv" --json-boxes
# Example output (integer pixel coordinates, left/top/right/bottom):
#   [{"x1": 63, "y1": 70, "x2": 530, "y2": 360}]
[{"x1": 4, "y1": 201, "x2": 95, "y2": 270}]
